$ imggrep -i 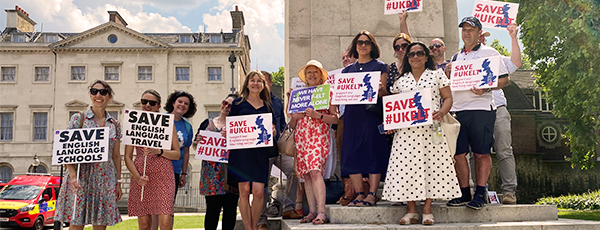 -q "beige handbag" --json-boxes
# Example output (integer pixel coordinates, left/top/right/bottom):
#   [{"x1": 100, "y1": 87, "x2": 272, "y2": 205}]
[
  {"x1": 441, "y1": 113, "x2": 461, "y2": 156},
  {"x1": 277, "y1": 124, "x2": 296, "y2": 157}
]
